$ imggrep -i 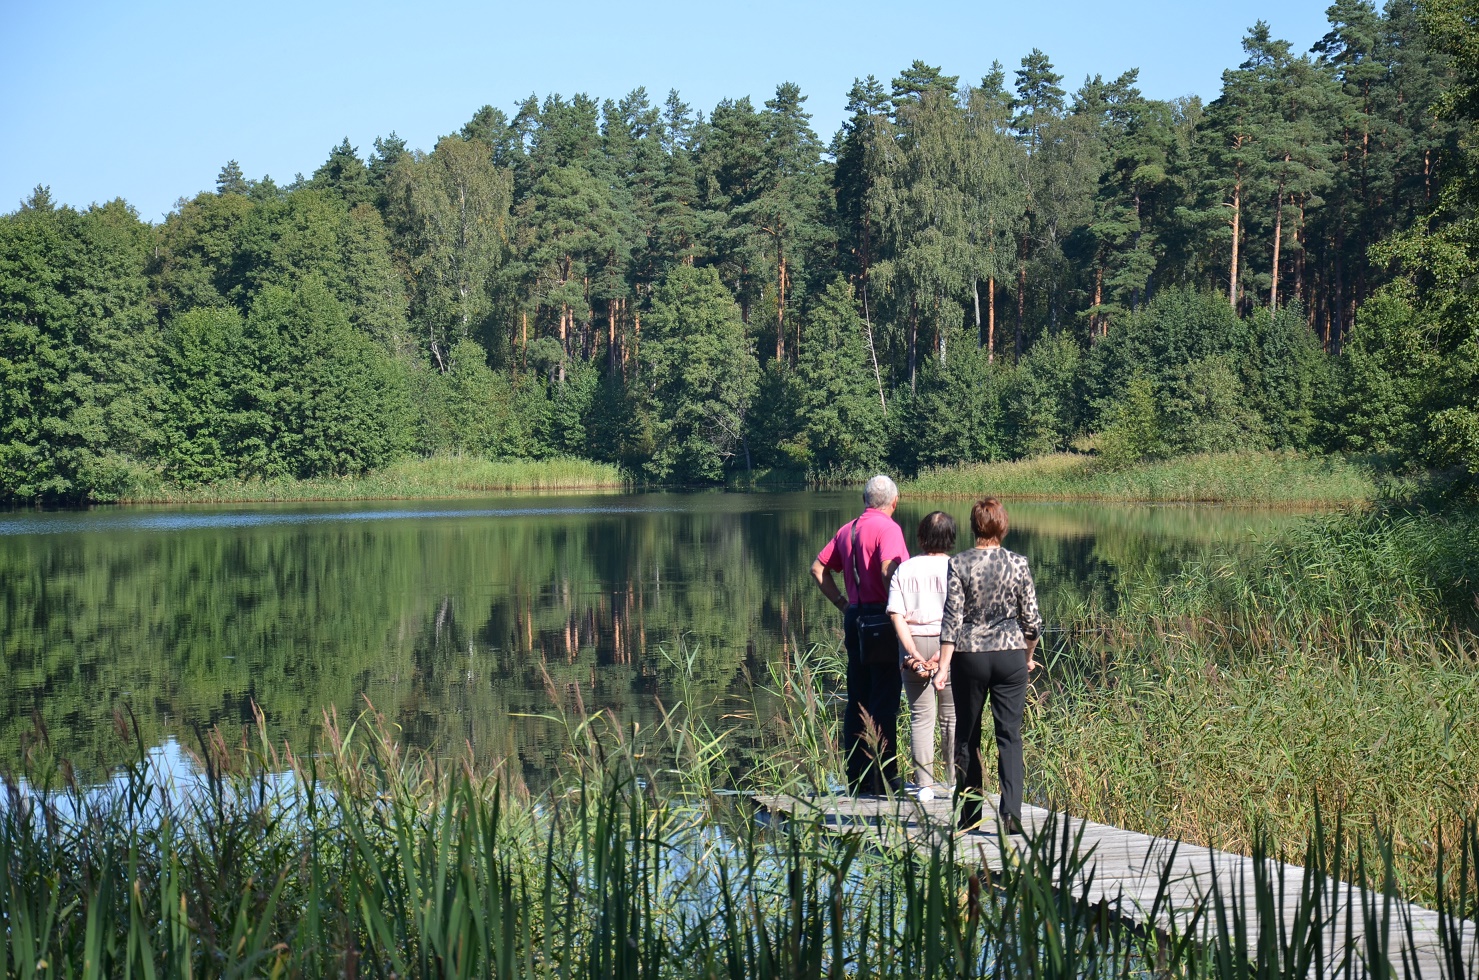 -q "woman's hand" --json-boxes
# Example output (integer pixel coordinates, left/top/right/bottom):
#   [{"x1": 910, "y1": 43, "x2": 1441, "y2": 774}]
[
  {"x1": 1026, "y1": 637, "x2": 1039, "y2": 673},
  {"x1": 933, "y1": 642, "x2": 954, "y2": 690},
  {"x1": 903, "y1": 652, "x2": 934, "y2": 678}
]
